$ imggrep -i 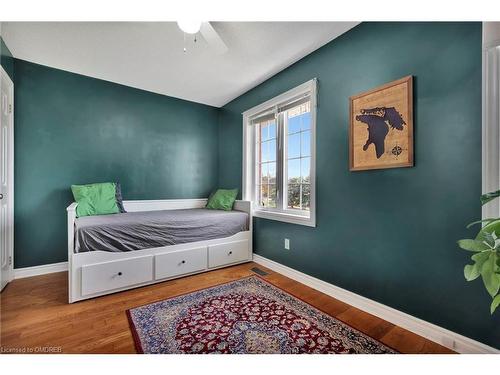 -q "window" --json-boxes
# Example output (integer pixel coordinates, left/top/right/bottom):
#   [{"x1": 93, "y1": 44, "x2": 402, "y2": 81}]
[{"x1": 243, "y1": 79, "x2": 316, "y2": 227}]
